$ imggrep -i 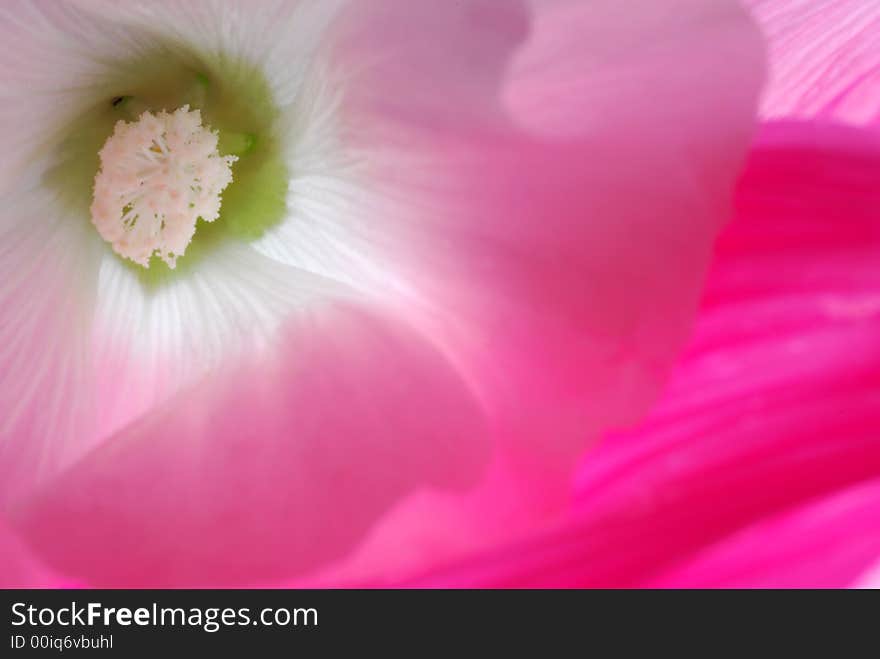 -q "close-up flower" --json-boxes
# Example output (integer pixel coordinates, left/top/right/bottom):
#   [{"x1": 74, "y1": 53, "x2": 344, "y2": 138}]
[
  {"x1": 0, "y1": 0, "x2": 874, "y2": 593},
  {"x1": 400, "y1": 0, "x2": 880, "y2": 589}
]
